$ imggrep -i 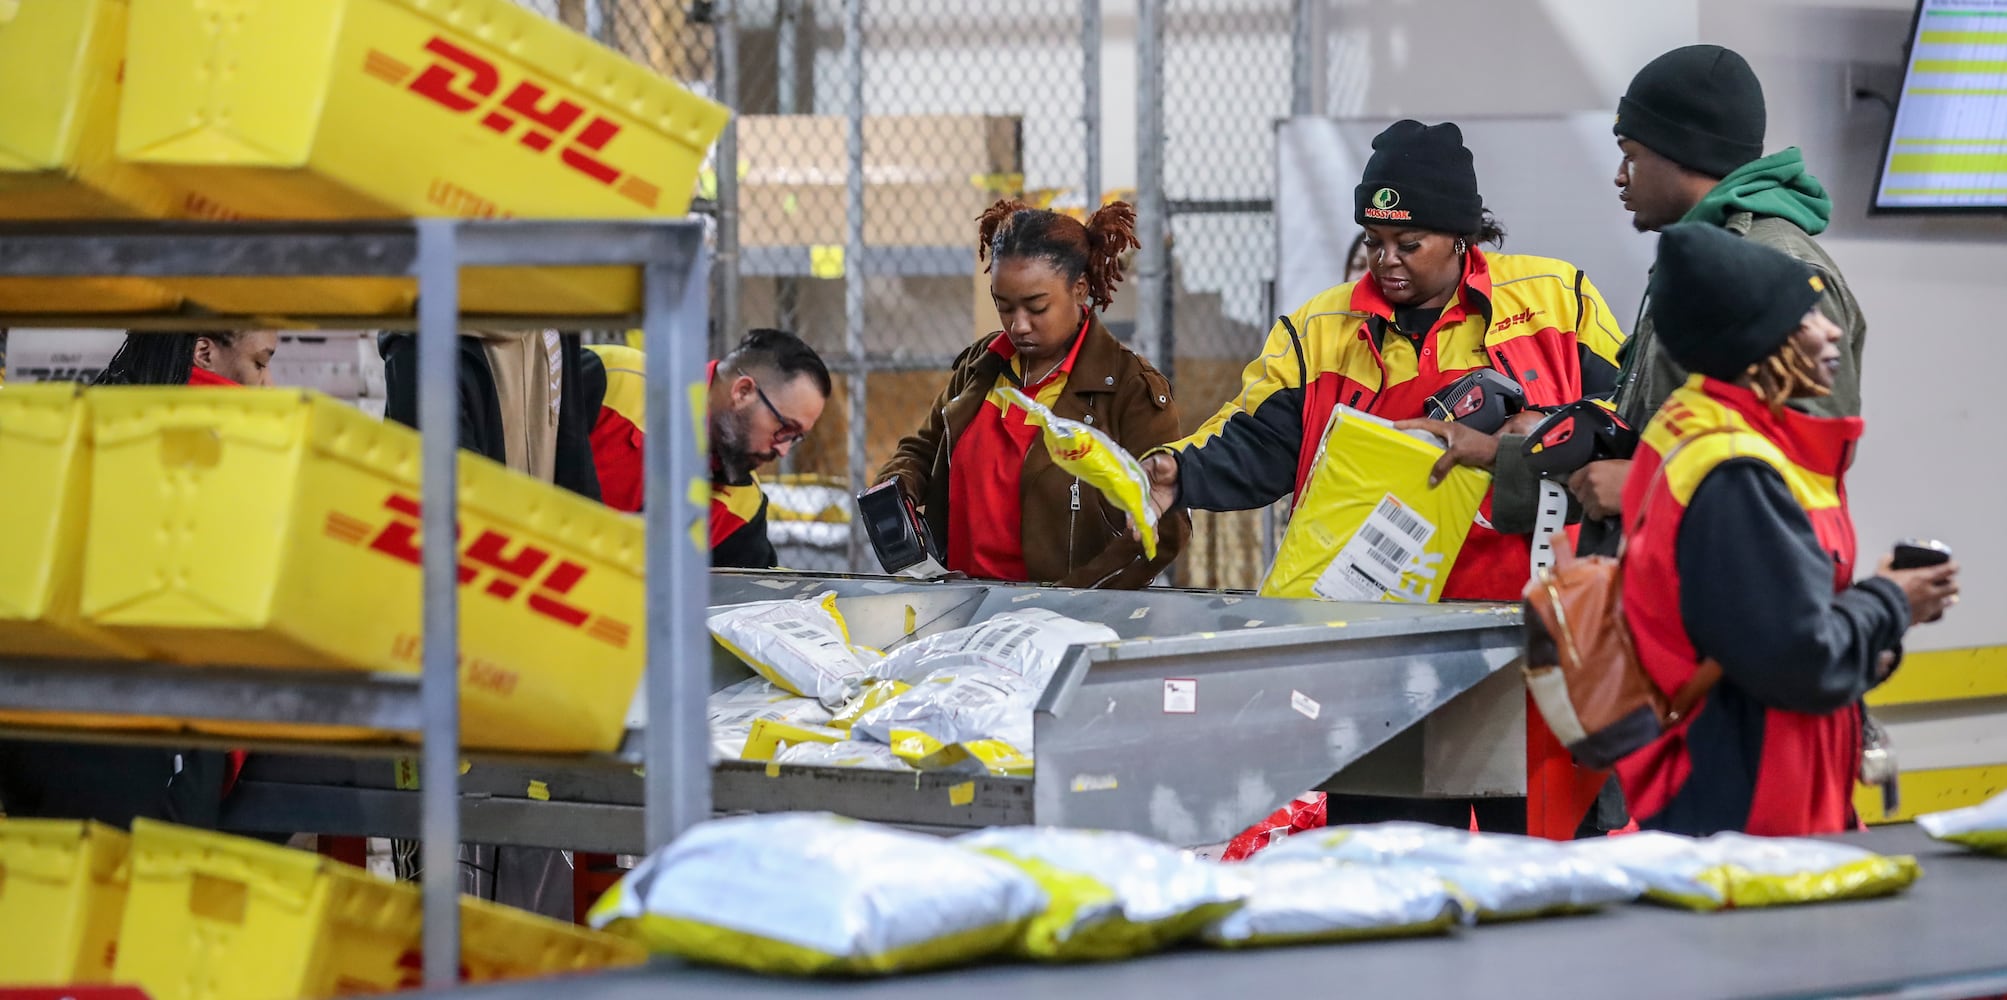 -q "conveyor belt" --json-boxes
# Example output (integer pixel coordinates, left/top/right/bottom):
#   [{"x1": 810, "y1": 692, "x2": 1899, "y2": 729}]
[{"x1": 406, "y1": 825, "x2": 2007, "y2": 1000}]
